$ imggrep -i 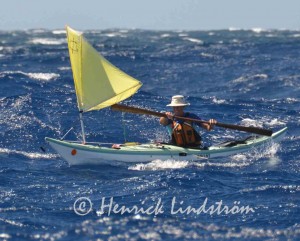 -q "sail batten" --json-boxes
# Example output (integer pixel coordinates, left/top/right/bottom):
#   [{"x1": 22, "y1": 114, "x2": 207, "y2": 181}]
[{"x1": 66, "y1": 26, "x2": 142, "y2": 112}]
